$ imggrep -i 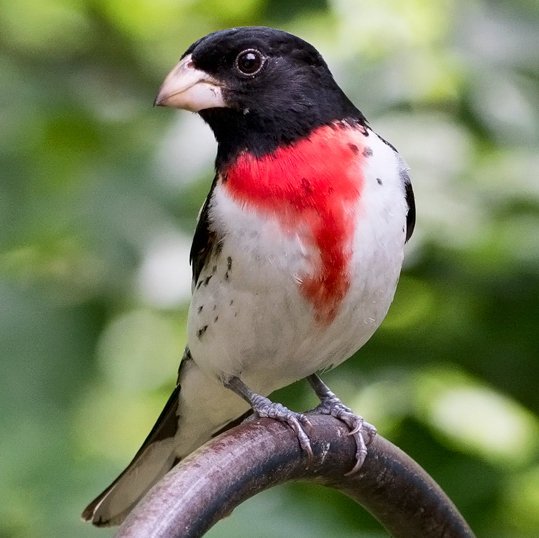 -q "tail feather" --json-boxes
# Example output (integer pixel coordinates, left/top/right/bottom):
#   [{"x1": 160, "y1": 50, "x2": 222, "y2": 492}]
[
  {"x1": 82, "y1": 355, "x2": 251, "y2": 526},
  {"x1": 82, "y1": 385, "x2": 182, "y2": 527}
]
